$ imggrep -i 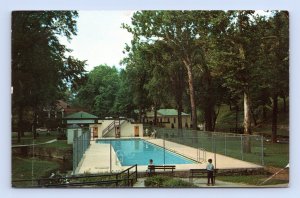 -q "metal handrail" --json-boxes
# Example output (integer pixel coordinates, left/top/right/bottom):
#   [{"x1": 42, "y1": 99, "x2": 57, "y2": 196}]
[
  {"x1": 102, "y1": 121, "x2": 116, "y2": 137},
  {"x1": 12, "y1": 164, "x2": 138, "y2": 188}
]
